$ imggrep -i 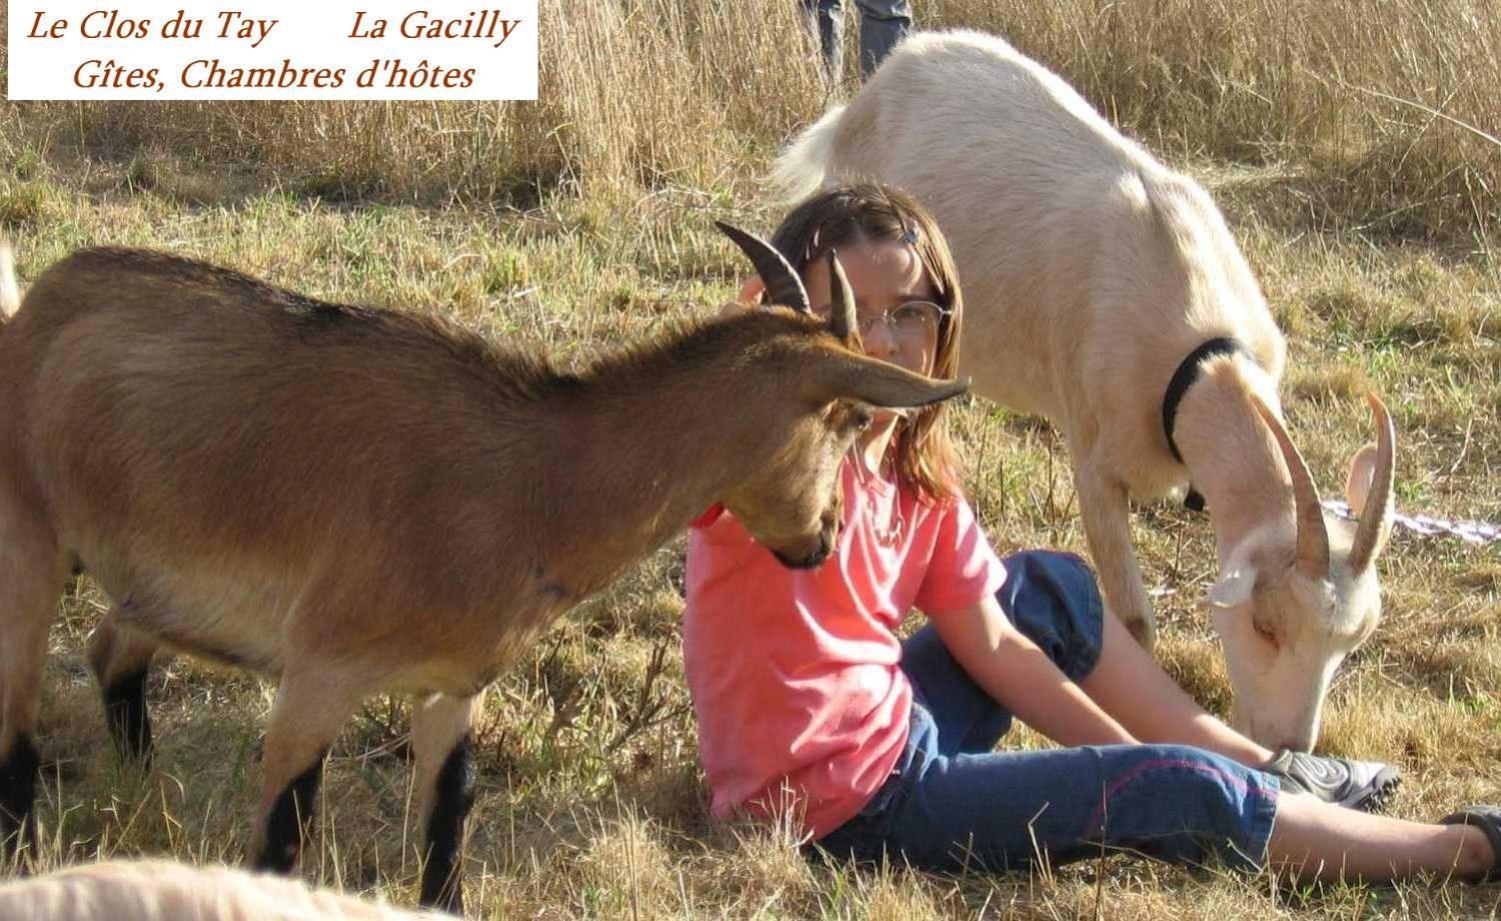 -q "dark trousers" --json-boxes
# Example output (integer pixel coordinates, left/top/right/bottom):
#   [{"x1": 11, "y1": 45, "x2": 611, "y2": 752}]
[{"x1": 802, "y1": 0, "x2": 914, "y2": 82}]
